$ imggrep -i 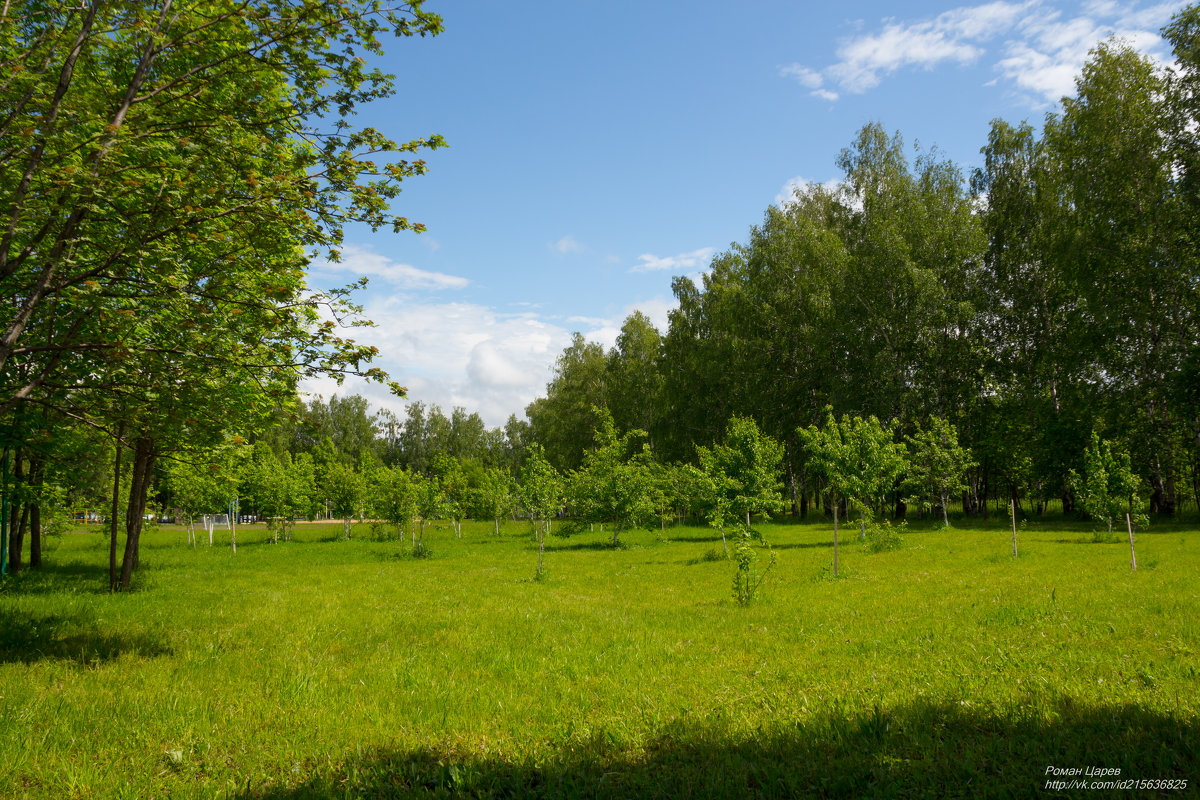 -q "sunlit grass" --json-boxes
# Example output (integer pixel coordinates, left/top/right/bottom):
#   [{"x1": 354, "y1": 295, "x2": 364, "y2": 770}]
[{"x1": 1, "y1": 514, "x2": 1196, "y2": 798}]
